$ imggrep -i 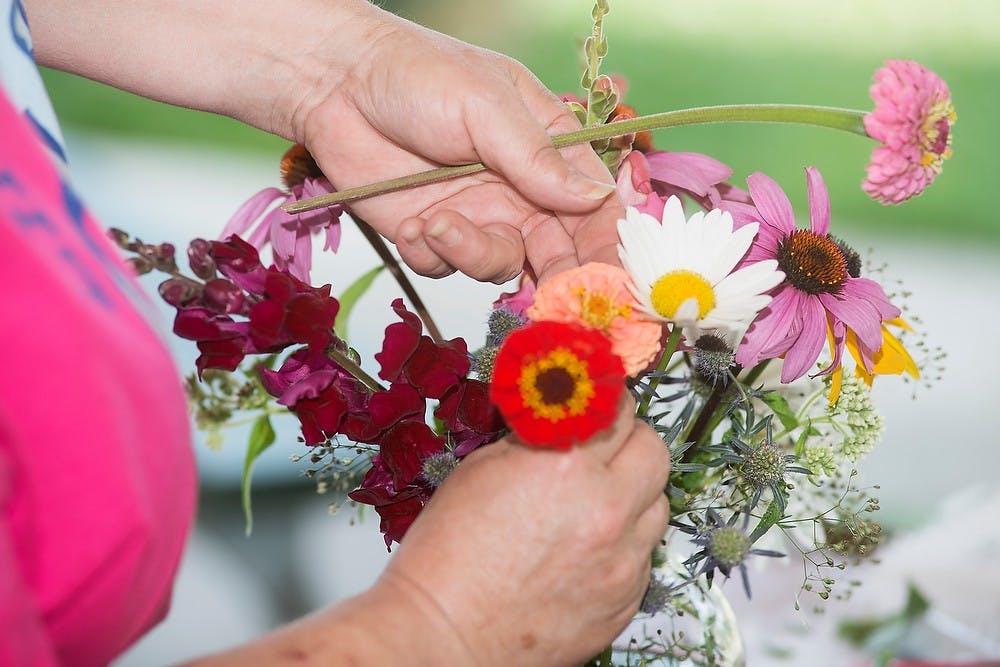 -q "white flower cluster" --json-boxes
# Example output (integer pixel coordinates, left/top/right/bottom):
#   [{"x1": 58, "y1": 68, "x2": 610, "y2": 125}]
[{"x1": 828, "y1": 374, "x2": 884, "y2": 462}]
